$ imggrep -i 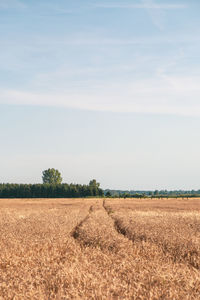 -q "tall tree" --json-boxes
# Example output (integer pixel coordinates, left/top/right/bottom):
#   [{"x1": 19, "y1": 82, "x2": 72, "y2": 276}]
[
  {"x1": 42, "y1": 168, "x2": 62, "y2": 184},
  {"x1": 89, "y1": 179, "x2": 100, "y2": 188}
]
